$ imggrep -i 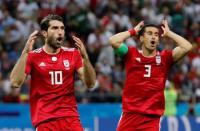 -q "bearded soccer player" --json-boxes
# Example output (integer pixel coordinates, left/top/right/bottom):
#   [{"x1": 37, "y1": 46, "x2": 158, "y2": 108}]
[
  {"x1": 10, "y1": 14, "x2": 96, "y2": 131},
  {"x1": 109, "y1": 20, "x2": 192, "y2": 131}
]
